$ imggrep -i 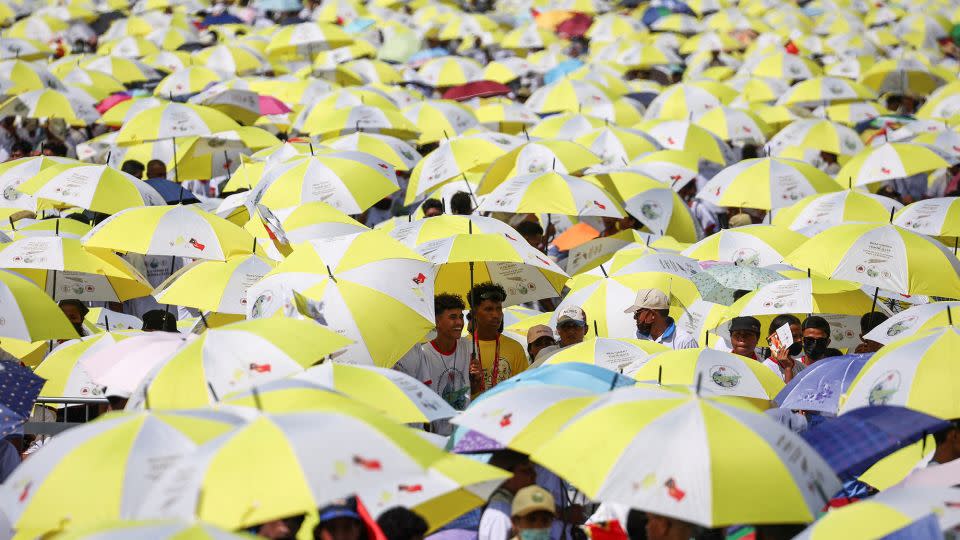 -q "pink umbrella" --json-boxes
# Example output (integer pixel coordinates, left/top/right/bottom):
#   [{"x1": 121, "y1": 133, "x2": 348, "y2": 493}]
[
  {"x1": 259, "y1": 95, "x2": 291, "y2": 115},
  {"x1": 96, "y1": 92, "x2": 132, "y2": 114},
  {"x1": 80, "y1": 332, "x2": 195, "y2": 397},
  {"x1": 898, "y1": 458, "x2": 960, "y2": 488}
]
